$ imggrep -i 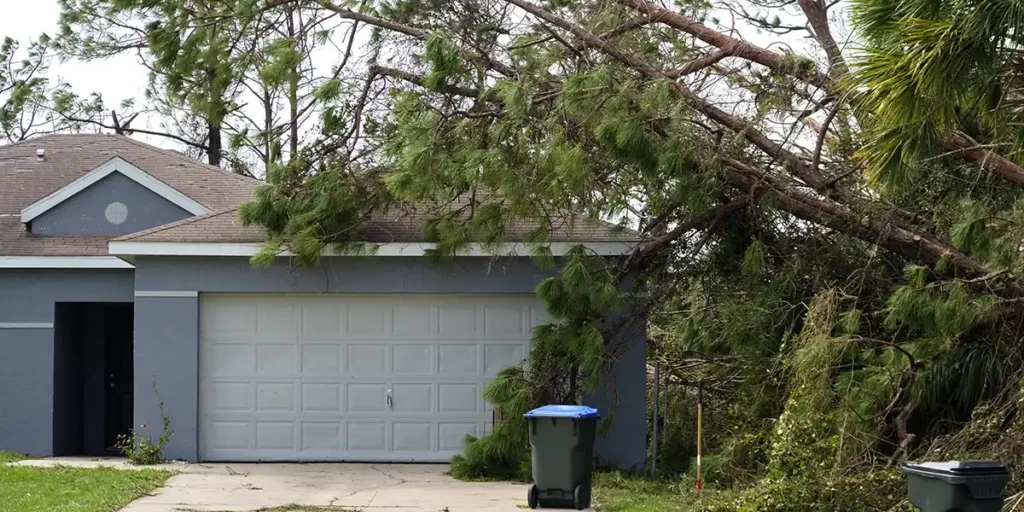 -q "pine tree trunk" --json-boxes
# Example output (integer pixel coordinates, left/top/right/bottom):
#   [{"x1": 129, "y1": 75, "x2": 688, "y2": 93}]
[
  {"x1": 263, "y1": 83, "x2": 275, "y2": 165},
  {"x1": 208, "y1": 123, "x2": 222, "y2": 167},
  {"x1": 287, "y1": 7, "x2": 299, "y2": 160}
]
